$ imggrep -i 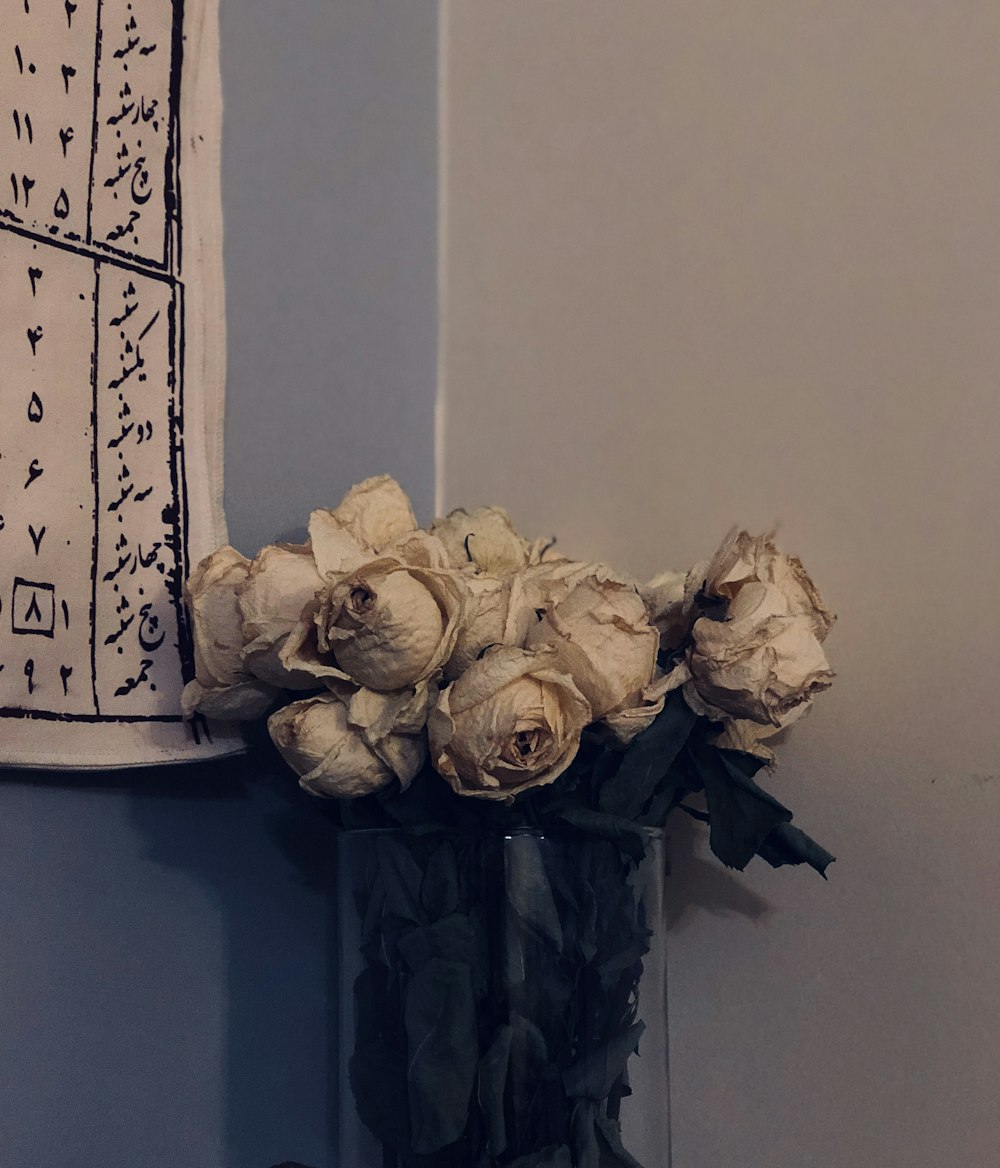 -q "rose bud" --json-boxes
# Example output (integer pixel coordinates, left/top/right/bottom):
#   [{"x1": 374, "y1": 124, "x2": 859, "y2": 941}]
[
  {"x1": 379, "y1": 528, "x2": 451, "y2": 570},
  {"x1": 701, "y1": 529, "x2": 835, "y2": 643},
  {"x1": 268, "y1": 692, "x2": 424, "y2": 798},
  {"x1": 428, "y1": 645, "x2": 591, "y2": 801},
  {"x1": 641, "y1": 562, "x2": 709, "y2": 653},
  {"x1": 308, "y1": 474, "x2": 419, "y2": 577},
  {"x1": 237, "y1": 542, "x2": 325, "y2": 688},
  {"x1": 524, "y1": 575, "x2": 659, "y2": 721},
  {"x1": 430, "y1": 506, "x2": 536, "y2": 575},
  {"x1": 181, "y1": 546, "x2": 278, "y2": 720},
  {"x1": 280, "y1": 557, "x2": 466, "y2": 691},
  {"x1": 684, "y1": 580, "x2": 835, "y2": 728},
  {"x1": 444, "y1": 570, "x2": 520, "y2": 680}
]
